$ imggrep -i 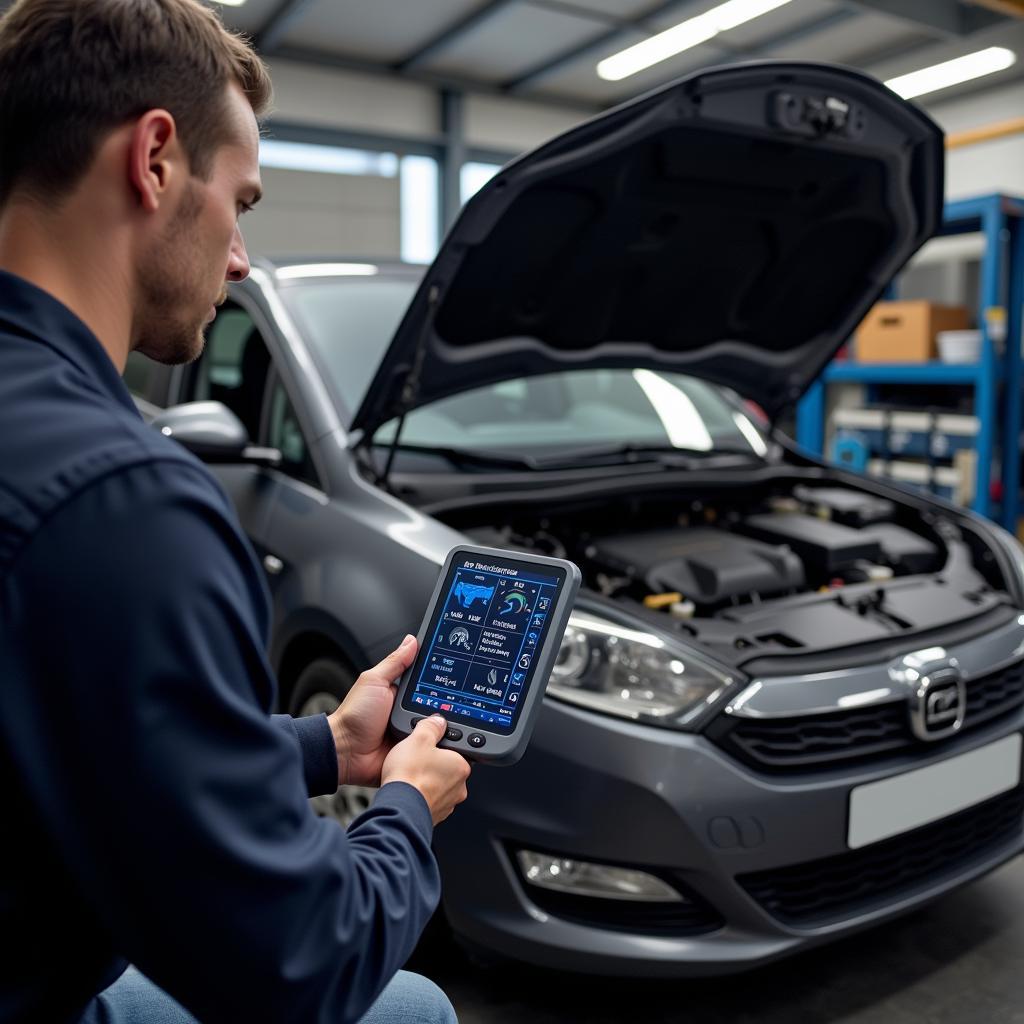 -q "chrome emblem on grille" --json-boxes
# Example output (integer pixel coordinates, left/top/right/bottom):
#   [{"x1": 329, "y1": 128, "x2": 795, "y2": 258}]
[{"x1": 889, "y1": 648, "x2": 966, "y2": 742}]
